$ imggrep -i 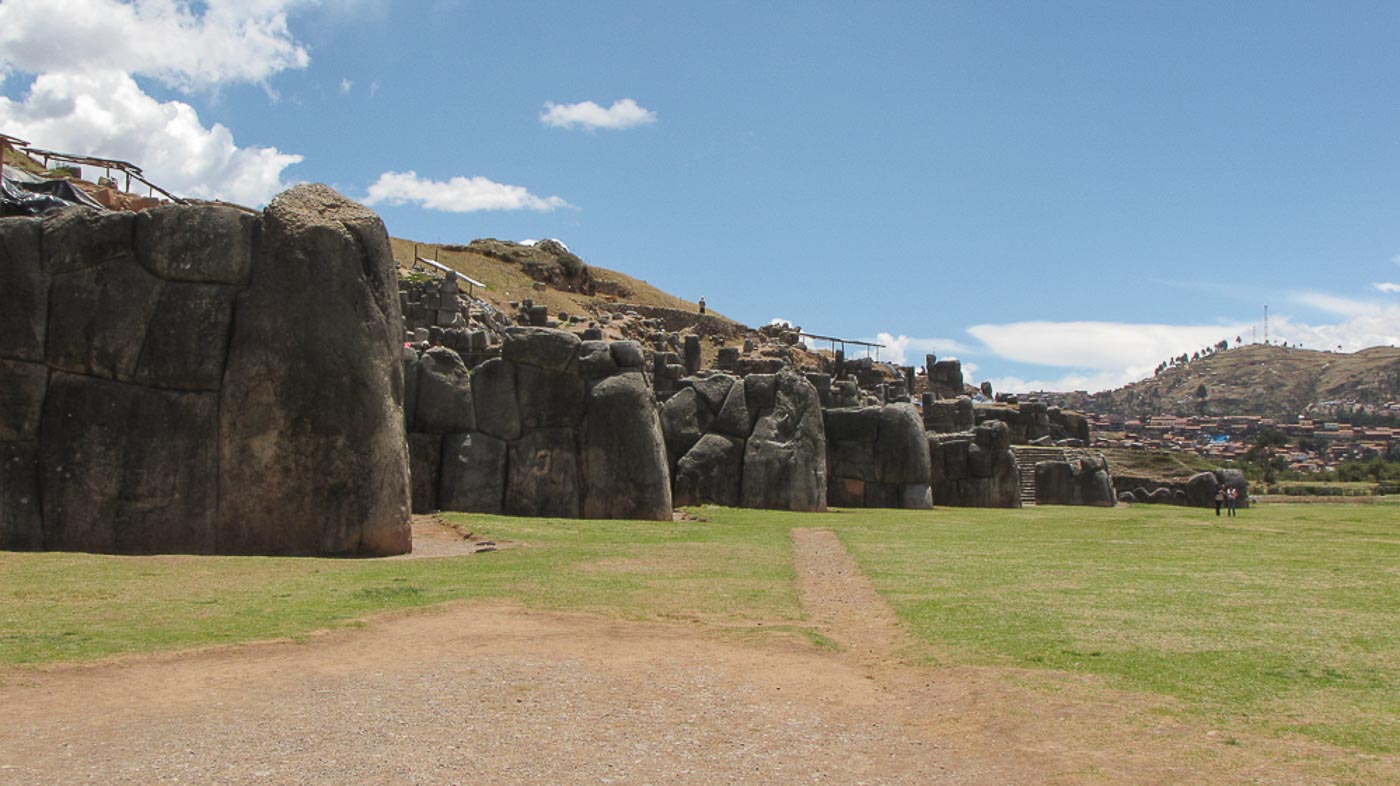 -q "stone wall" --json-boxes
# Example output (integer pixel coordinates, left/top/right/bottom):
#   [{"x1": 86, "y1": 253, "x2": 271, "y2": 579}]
[
  {"x1": 1114, "y1": 469, "x2": 1249, "y2": 508},
  {"x1": 405, "y1": 329, "x2": 672, "y2": 521},
  {"x1": 0, "y1": 185, "x2": 411, "y2": 555},
  {"x1": 927, "y1": 421, "x2": 1022, "y2": 508},
  {"x1": 824, "y1": 404, "x2": 932, "y2": 509},
  {"x1": 661, "y1": 370, "x2": 827, "y2": 512},
  {"x1": 1034, "y1": 456, "x2": 1115, "y2": 507}
]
